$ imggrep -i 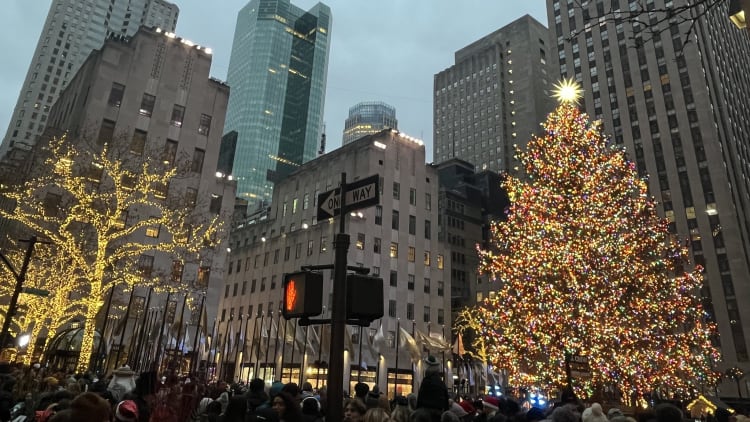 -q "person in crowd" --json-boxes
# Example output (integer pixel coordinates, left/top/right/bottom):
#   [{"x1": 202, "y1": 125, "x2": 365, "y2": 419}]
[
  {"x1": 114, "y1": 399, "x2": 139, "y2": 422},
  {"x1": 301, "y1": 396, "x2": 323, "y2": 422},
  {"x1": 272, "y1": 391, "x2": 303, "y2": 422},
  {"x1": 221, "y1": 395, "x2": 247, "y2": 422},
  {"x1": 354, "y1": 382, "x2": 370, "y2": 405},
  {"x1": 654, "y1": 404, "x2": 683, "y2": 422},
  {"x1": 344, "y1": 397, "x2": 368, "y2": 422},
  {"x1": 391, "y1": 396, "x2": 411, "y2": 422},
  {"x1": 246, "y1": 378, "x2": 269, "y2": 414},
  {"x1": 417, "y1": 355, "x2": 450, "y2": 418},
  {"x1": 69, "y1": 392, "x2": 111, "y2": 422},
  {"x1": 363, "y1": 407, "x2": 391, "y2": 422}
]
